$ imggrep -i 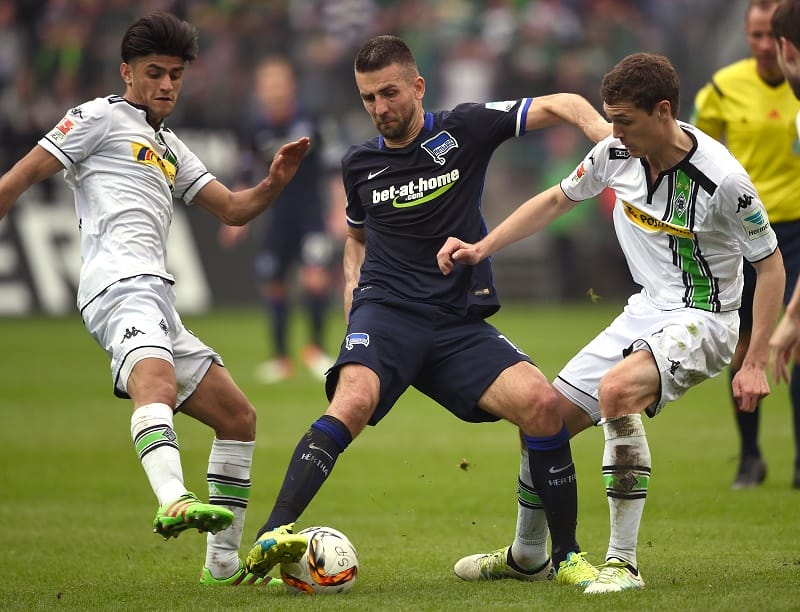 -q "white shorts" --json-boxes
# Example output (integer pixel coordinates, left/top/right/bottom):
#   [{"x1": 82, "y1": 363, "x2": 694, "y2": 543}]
[
  {"x1": 81, "y1": 275, "x2": 222, "y2": 406},
  {"x1": 552, "y1": 292, "x2": 739, "y2": 422}
]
